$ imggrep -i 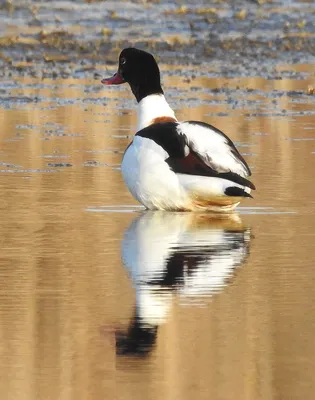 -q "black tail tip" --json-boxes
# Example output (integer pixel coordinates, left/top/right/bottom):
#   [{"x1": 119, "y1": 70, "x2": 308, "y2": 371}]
[{"x1": 225, "y1": 187, "x2": 253, "y2": 198}]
